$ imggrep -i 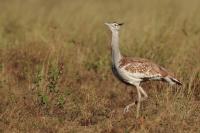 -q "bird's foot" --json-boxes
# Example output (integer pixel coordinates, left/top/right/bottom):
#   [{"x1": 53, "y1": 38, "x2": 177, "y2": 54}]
[
  {"x1": 123, "y1": 101, "x2": 137, "y2": 114},
  {"x1": 123, "y1": 105, "x2": 130, "y2": 113}
]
